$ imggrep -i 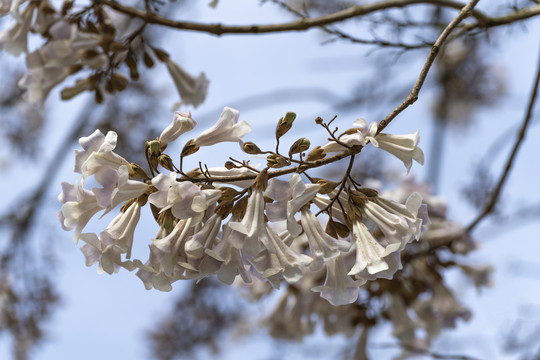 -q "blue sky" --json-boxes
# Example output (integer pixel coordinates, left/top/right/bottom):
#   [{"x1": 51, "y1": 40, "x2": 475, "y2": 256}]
[{"x1": 2, "y1": 1, "x2": 540, "y2": 359}]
